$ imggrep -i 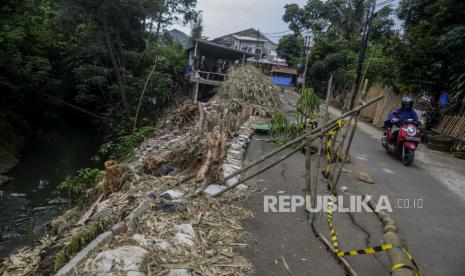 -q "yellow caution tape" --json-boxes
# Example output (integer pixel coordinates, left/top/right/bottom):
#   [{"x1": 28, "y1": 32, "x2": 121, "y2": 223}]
[
  {"x1": 307, "y1": 114, "x2": 324, "y2": 119},
  {"x1": 326, "y1": 197, "x2": 339, "y2": 251},
  {"x1": 327, "y1": 130, "x2": 338, "y2": 136},
  {"x1": 337, "y1": 244, "x2": 393, "y2": 257},
  {"x1": 321, "y1": 120, "x2": 421, "y2": 274},
  {"x1": 390, "y1": 248, "x2": 422, "y2": 276}
]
